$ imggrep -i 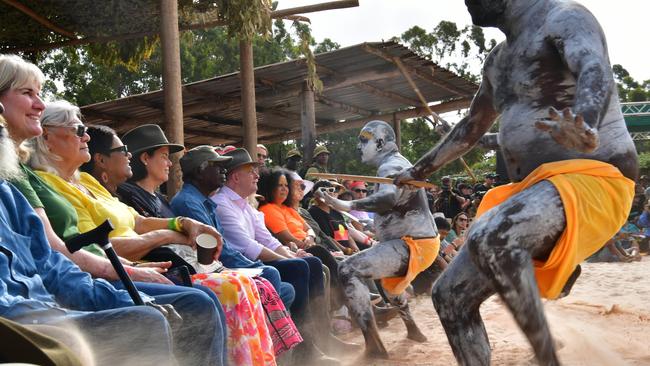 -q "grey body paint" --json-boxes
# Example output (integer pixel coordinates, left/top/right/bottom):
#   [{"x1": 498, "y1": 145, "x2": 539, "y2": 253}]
[
  {"x1": 394, "y1": 0, "x2": 638, "y2": 365},
  {"x1": 326, "y1": 120, "x2": 438, "y2": 358}
]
